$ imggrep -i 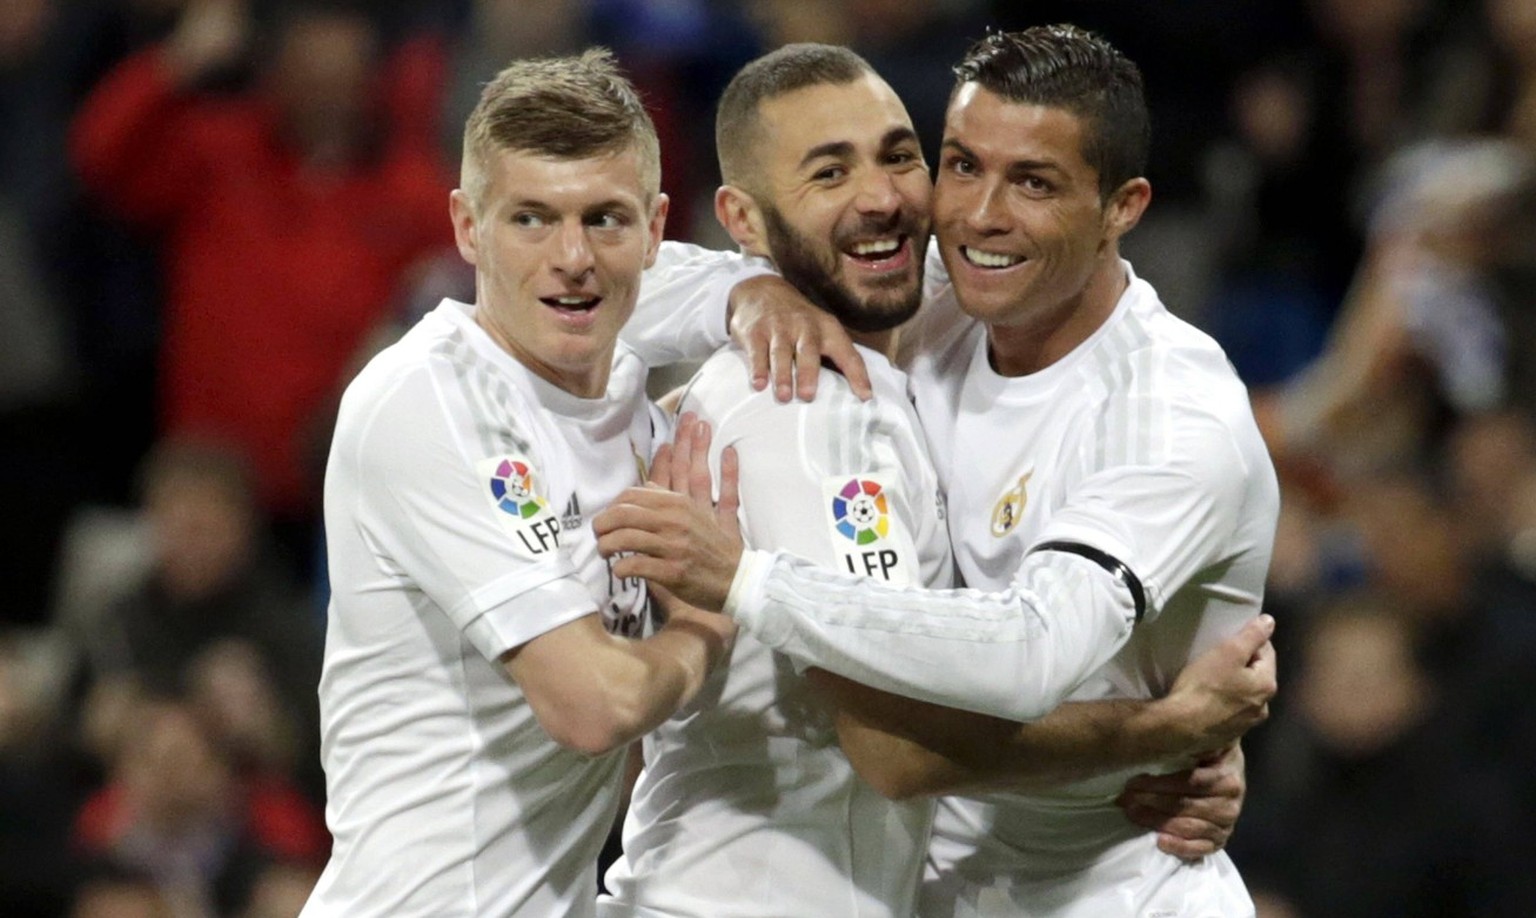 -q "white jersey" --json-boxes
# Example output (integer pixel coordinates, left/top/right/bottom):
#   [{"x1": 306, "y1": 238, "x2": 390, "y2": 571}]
[
  {"x1": 901, "y1": 258, "x2": 1276, "y2": 918},
  {"x1": 599, "y1": 345, "x2": 952, "y2": 917},
  {"x1": 634, "y1": 249, "x2": 1278, "y2": 918},
  {"x1": 305, "y1": 298, "x2": 661, "y2": 918}
]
